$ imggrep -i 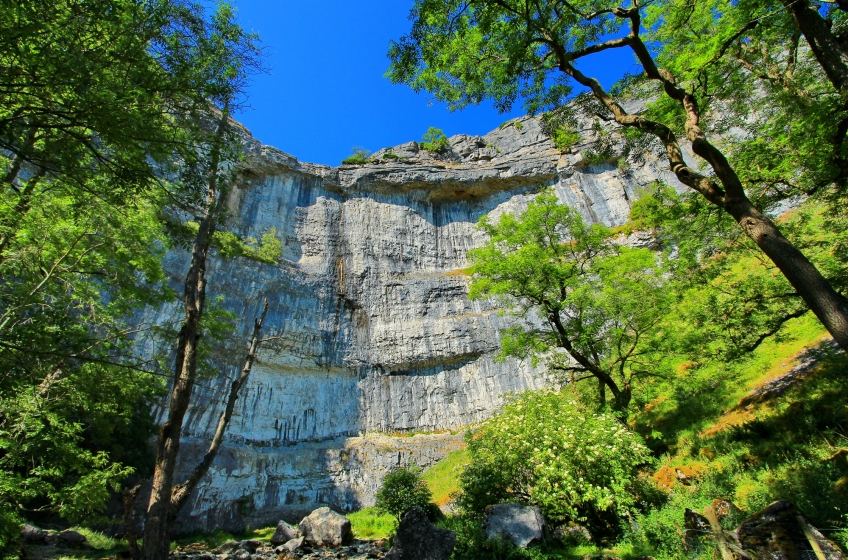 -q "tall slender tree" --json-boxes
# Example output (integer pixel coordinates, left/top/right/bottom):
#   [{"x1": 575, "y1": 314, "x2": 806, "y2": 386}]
[{"x1": 139, "y1": 5, "x2": 264, "y2": 559}]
